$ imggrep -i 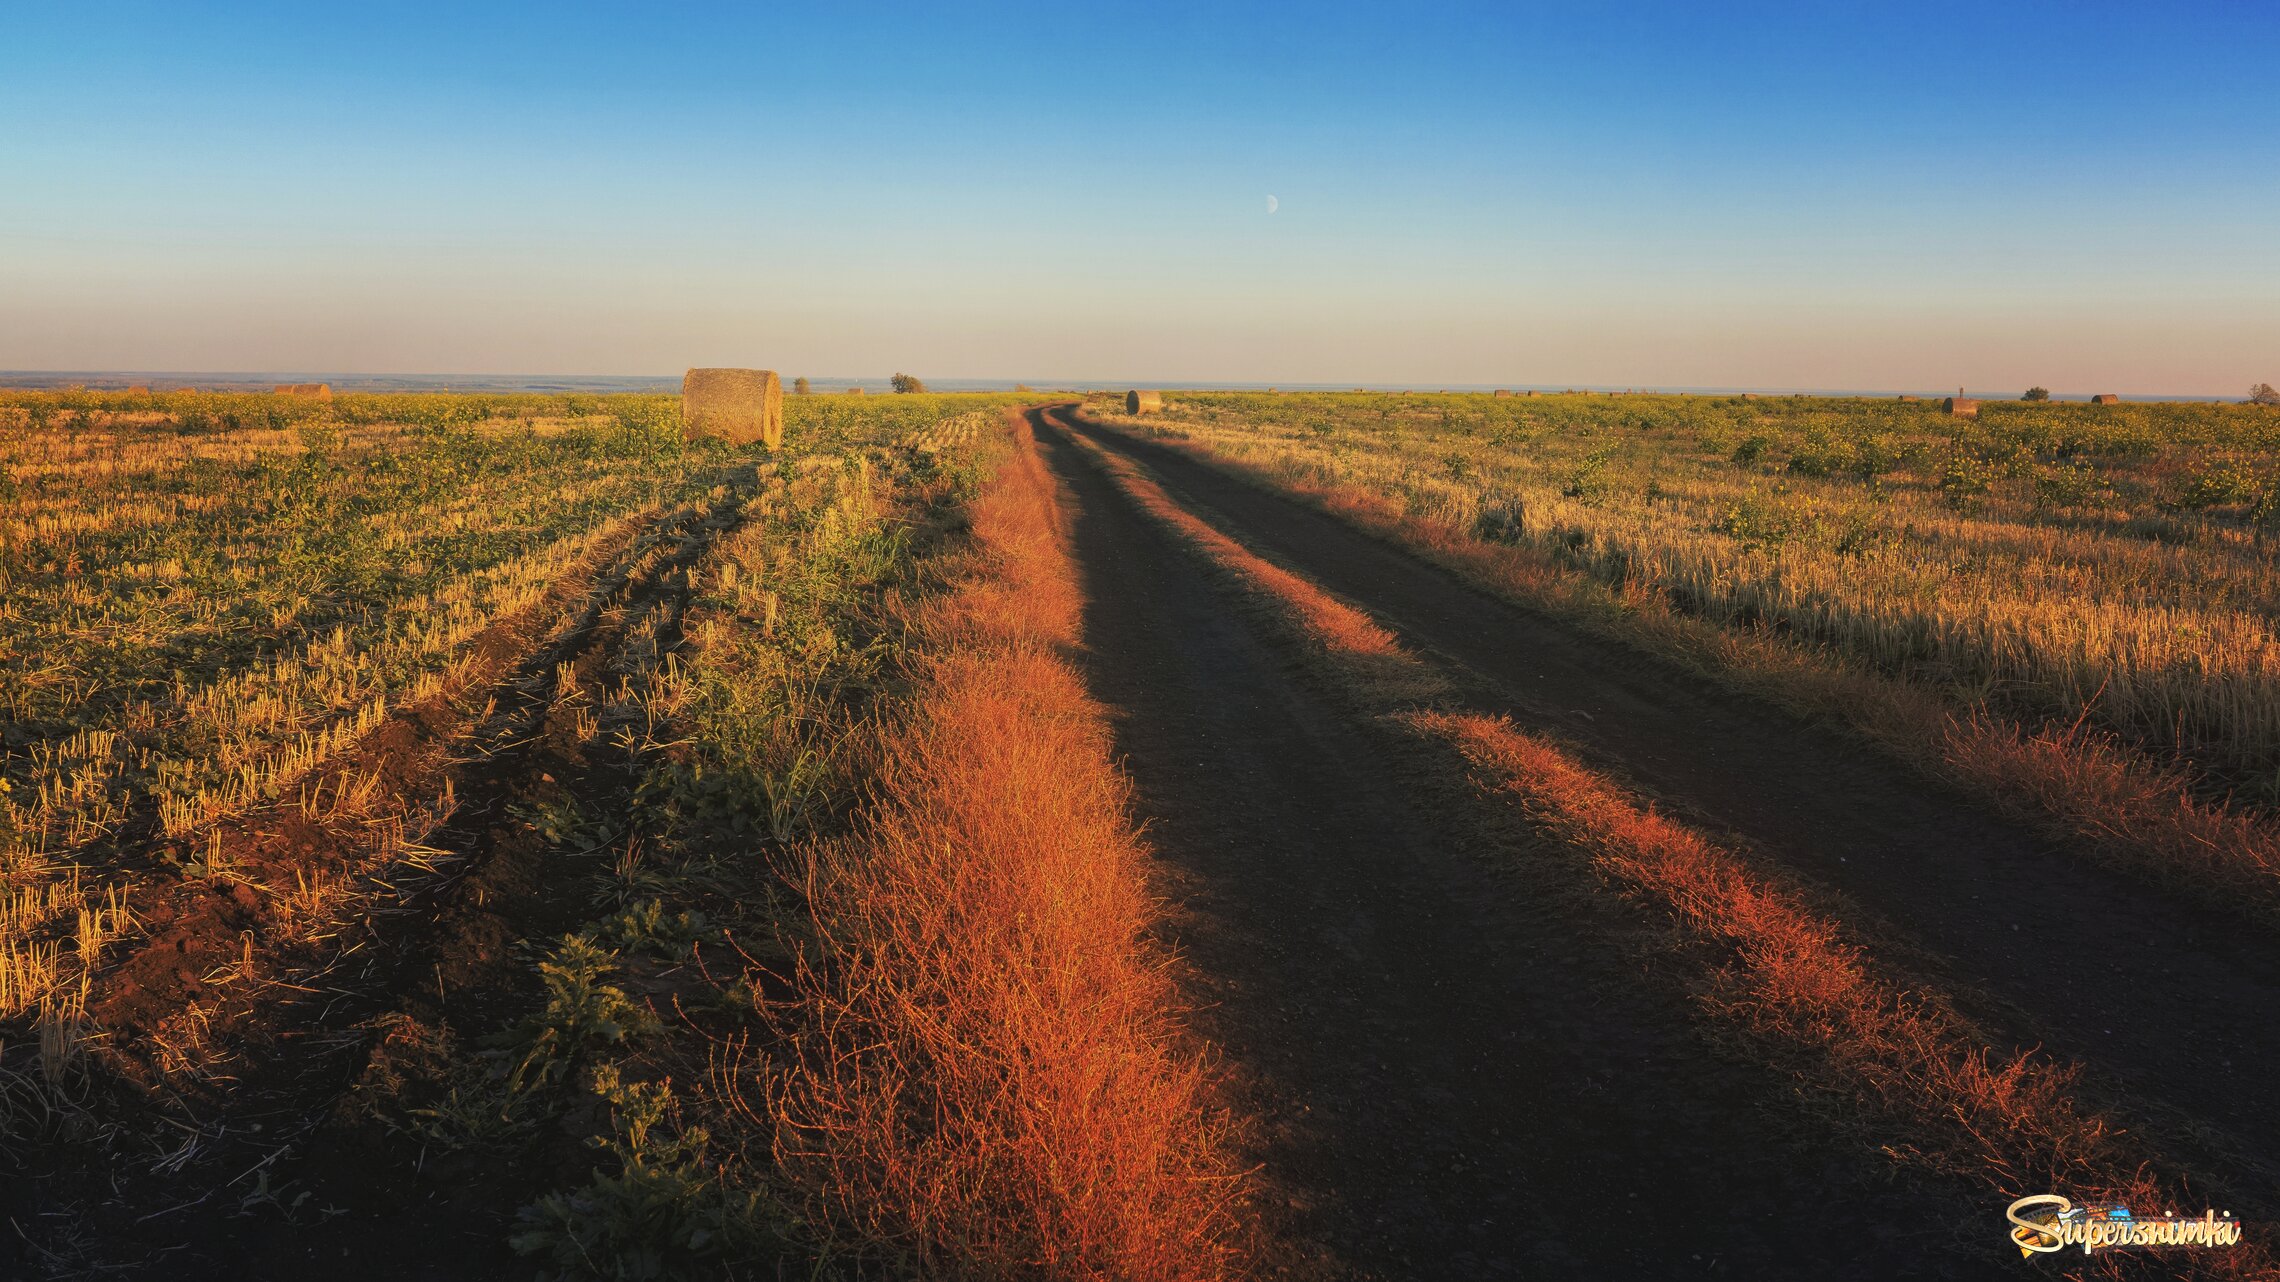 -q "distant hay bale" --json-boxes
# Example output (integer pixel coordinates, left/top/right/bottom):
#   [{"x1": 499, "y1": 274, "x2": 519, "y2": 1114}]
[
  {"x1": 681, "y1": 368, "x2": 784, "y2": 448},
  {"x1": 1493, "y1": 389, "x2": 1513, "y2": 397},
  {"x1": 2092, "y1": 393, "x2": 2121, "y2": 405},
  {"x1": 1944, "y1": 397, "x2": 1980, "y2": 418},
  {"x1": 273, "y1": 383, "x2": 332, "y2": 400},
  {"x1": 126, "y1": 386, "x2": 149, "y2": 396},
  {"x1": 1740, "y1": 393, "x2": 1760, "y2": 400},
  {"x1": 845, "y1": 387, "x2": 865, "y2": 396},
  {"x1": 1524, "y1": 390, "x2": 1541, "y2": 397},
  {"x1": 1126, "y1": 389, "x2": 1164, "y2": 415},
  {"x1": 1897, "y1": 395, "x2": 1920, "y2": 402}
]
